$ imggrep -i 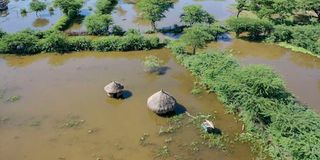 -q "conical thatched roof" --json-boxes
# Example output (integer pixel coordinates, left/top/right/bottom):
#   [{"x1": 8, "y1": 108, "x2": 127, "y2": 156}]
[
  {"x1": 104, "y1": 81, "x2": 124, "y2": 94},
  {"x1": 147, "y1": 90, "x2": 176, "y2": 114}
]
